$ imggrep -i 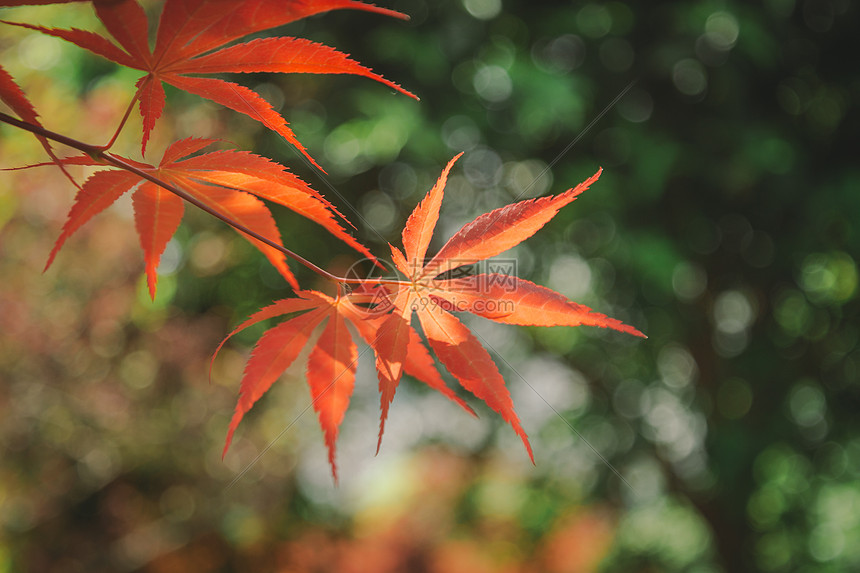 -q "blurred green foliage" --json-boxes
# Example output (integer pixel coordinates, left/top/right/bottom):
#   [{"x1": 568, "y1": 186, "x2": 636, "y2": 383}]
[{"x1": 1, "y1": 0, "x2": 858, "y2": 571}]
